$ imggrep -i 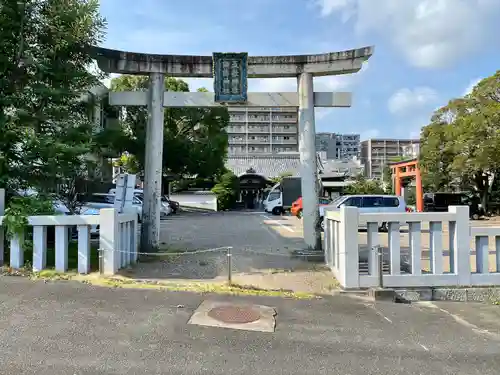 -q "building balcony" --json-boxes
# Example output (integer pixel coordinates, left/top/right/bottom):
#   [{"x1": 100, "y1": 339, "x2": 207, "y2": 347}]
[
  {"x1": 272, "y1": 117, "x2": 297, "y2": 123},
  {"x1": 247, "y1": 148, "x2": 270, "y2": 153},
  {"x1": 229, "y1": 117, "x2": 246, "y2": 122},
  {"x1": 247, "y1": 138, "x2": 270, "y2": 144},
  {"x1": 272, "y1": 127, "x2": 297, "y2": 133},
  {"x1": 272, "y1": 139, "x2": 297, "y2": 144},
  {"x1": 246, "y1": 107, "x2": 271, "y2": 112},
  {"x1": 271, "y1": 107, "x2": 298, "y2": 113},
  {"x1": 247, "y1": 117, "x2": 270, "y2": 122},
  {"x1": 226, "y1": 127, "x2": 246, "y2": 133},
  {"x1": 229, "y1": 139, "x2": 247, "y2": 144},
  {"x1": 247, "y1": 127, "x2": 270, "y2": 133}
]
